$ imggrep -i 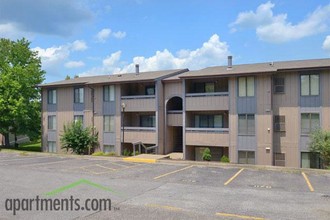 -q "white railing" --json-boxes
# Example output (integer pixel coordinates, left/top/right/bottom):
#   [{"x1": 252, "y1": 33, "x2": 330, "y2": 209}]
[
  {"x1": 186, "y1": 92, "x2": 228, "y2": 97},
  {"x1": 186, "y1": 127, "x2": 229, "y2": 133},
  {"x1": 121, "y1": 127, "x2": 156, "y2": 132},
  {"x1": 121, "y1": 95, "x2": 155, "y2": 100}
]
